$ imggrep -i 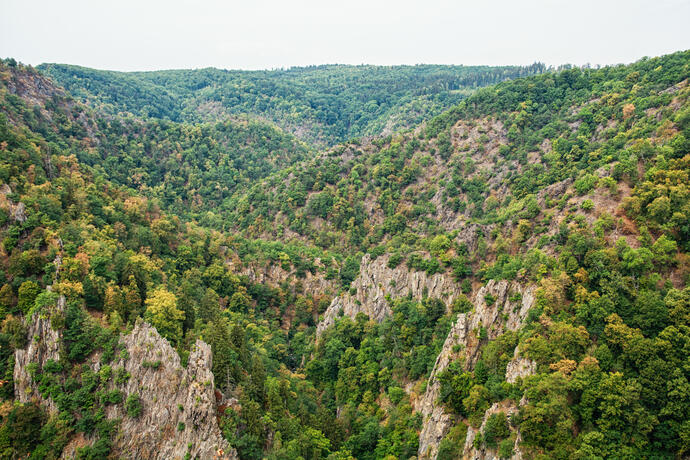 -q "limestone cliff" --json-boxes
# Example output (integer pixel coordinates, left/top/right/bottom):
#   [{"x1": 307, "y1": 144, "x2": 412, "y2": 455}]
[
  {"x1": 317, "y1": 253, "x2": 463, "y2": 336},
  {"x1": 417, "y1": 280, "x2": 535, "y2": 459},
  {"x1": 14, "y1": 305, "x2": 236, "y2": 459}
]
